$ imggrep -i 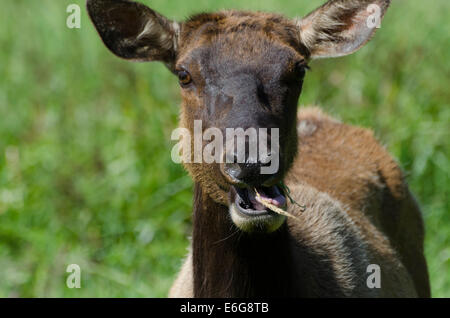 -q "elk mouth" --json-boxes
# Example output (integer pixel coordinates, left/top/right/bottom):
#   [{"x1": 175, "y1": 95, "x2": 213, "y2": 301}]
[
  {"x1": 230, "y1": 185, "x2": 287, "y2": 233},
  {"x1": 233, "y1": 185, "x2": 287, "y2": 216}
]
